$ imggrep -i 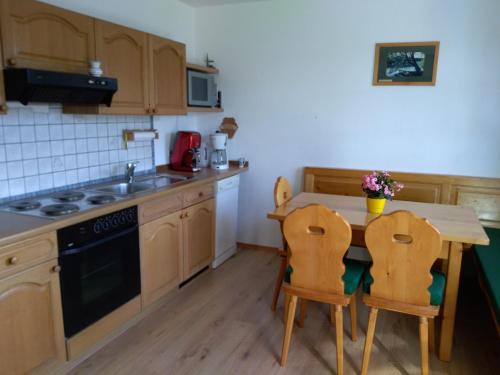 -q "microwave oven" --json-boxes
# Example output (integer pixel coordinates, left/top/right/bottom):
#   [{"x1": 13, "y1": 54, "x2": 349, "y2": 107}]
[{"x1": 187, "y1": 70, "x2": 217, "y2": 107}]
